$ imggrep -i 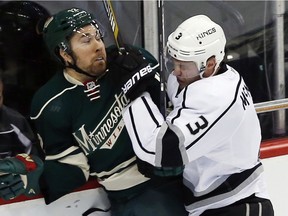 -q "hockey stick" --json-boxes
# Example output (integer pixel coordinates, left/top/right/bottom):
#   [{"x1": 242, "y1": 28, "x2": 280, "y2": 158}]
[
  {"x1": 102, "y1": 0, "x2": 125, "y2": 52},
  {"x1": 254, "y1": 98, "x2": 288, "y2": 113},
  {"x1": 157, "y1": 0, "x2": 167, "y2": 117},
  {"x1": 103, "y1": 0, "x2": 166, "y2": 115}
]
